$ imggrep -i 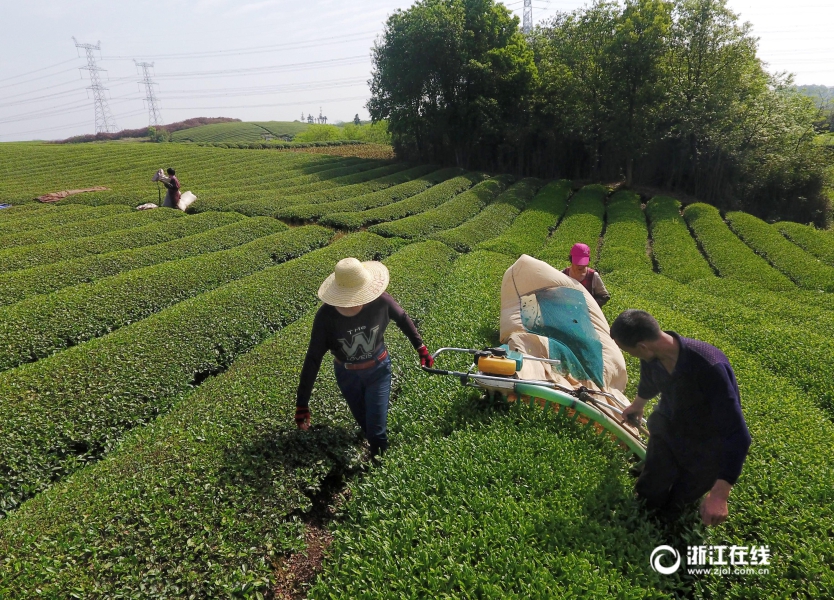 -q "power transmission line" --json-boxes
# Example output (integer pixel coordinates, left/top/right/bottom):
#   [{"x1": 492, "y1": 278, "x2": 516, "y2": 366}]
[
  {"x1": 72, "y1": 37, "x2": 118, "y2": 133},
  {"x1": 0, "y1": 58, "x2": 80, "y2": 84},
  {"x1": 135, "y1": 61, "x2": 163, "y2": 127},
  {"x1": 101, "y1": 31, "x2": 378, "y2": 61},
  {"x1": 159, "y1": 94, "x2": 369, "y2": 111}
]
